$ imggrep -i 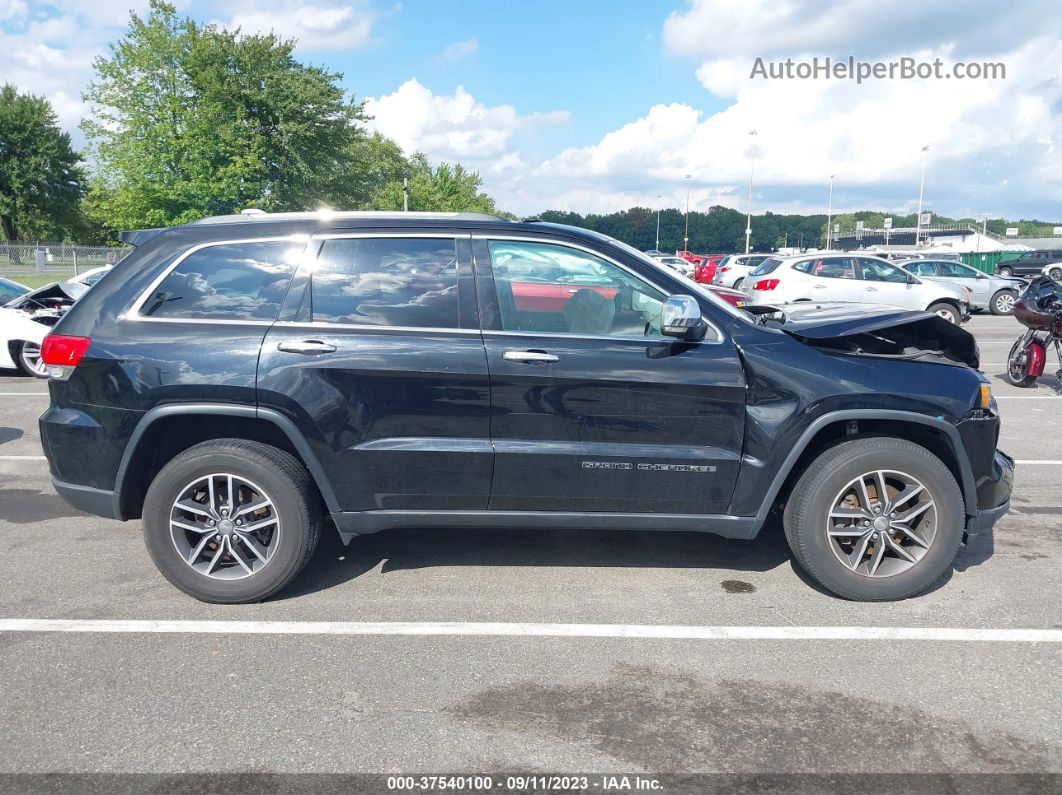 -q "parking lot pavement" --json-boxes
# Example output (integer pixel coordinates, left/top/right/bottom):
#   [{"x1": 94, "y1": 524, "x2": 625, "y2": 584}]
[{"x1": 1, "y1": 314, "x2": 1060, "y2": 777}]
